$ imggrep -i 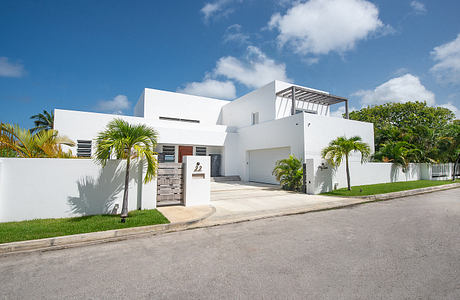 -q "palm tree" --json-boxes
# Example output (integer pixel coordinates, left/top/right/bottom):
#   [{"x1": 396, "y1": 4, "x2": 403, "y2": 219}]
[
  {"x1": 374, "y1": 141, "x2": 424, "y2": 172},
  {"x1": 30, "y1": 110, "x2": 54, "y2": 133},
  {"x1": 272, "y1": 155, "x2": 303, "y2": 191},
  {"x1": 94, "y1": 119, "x2": 159, "y2": 222},
  {"x1": 321, "y1": 136, "x2": 371, "y2": 191},
  {"x1": 0, "y1": 122, "x2": 74, "y2": 158}
]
